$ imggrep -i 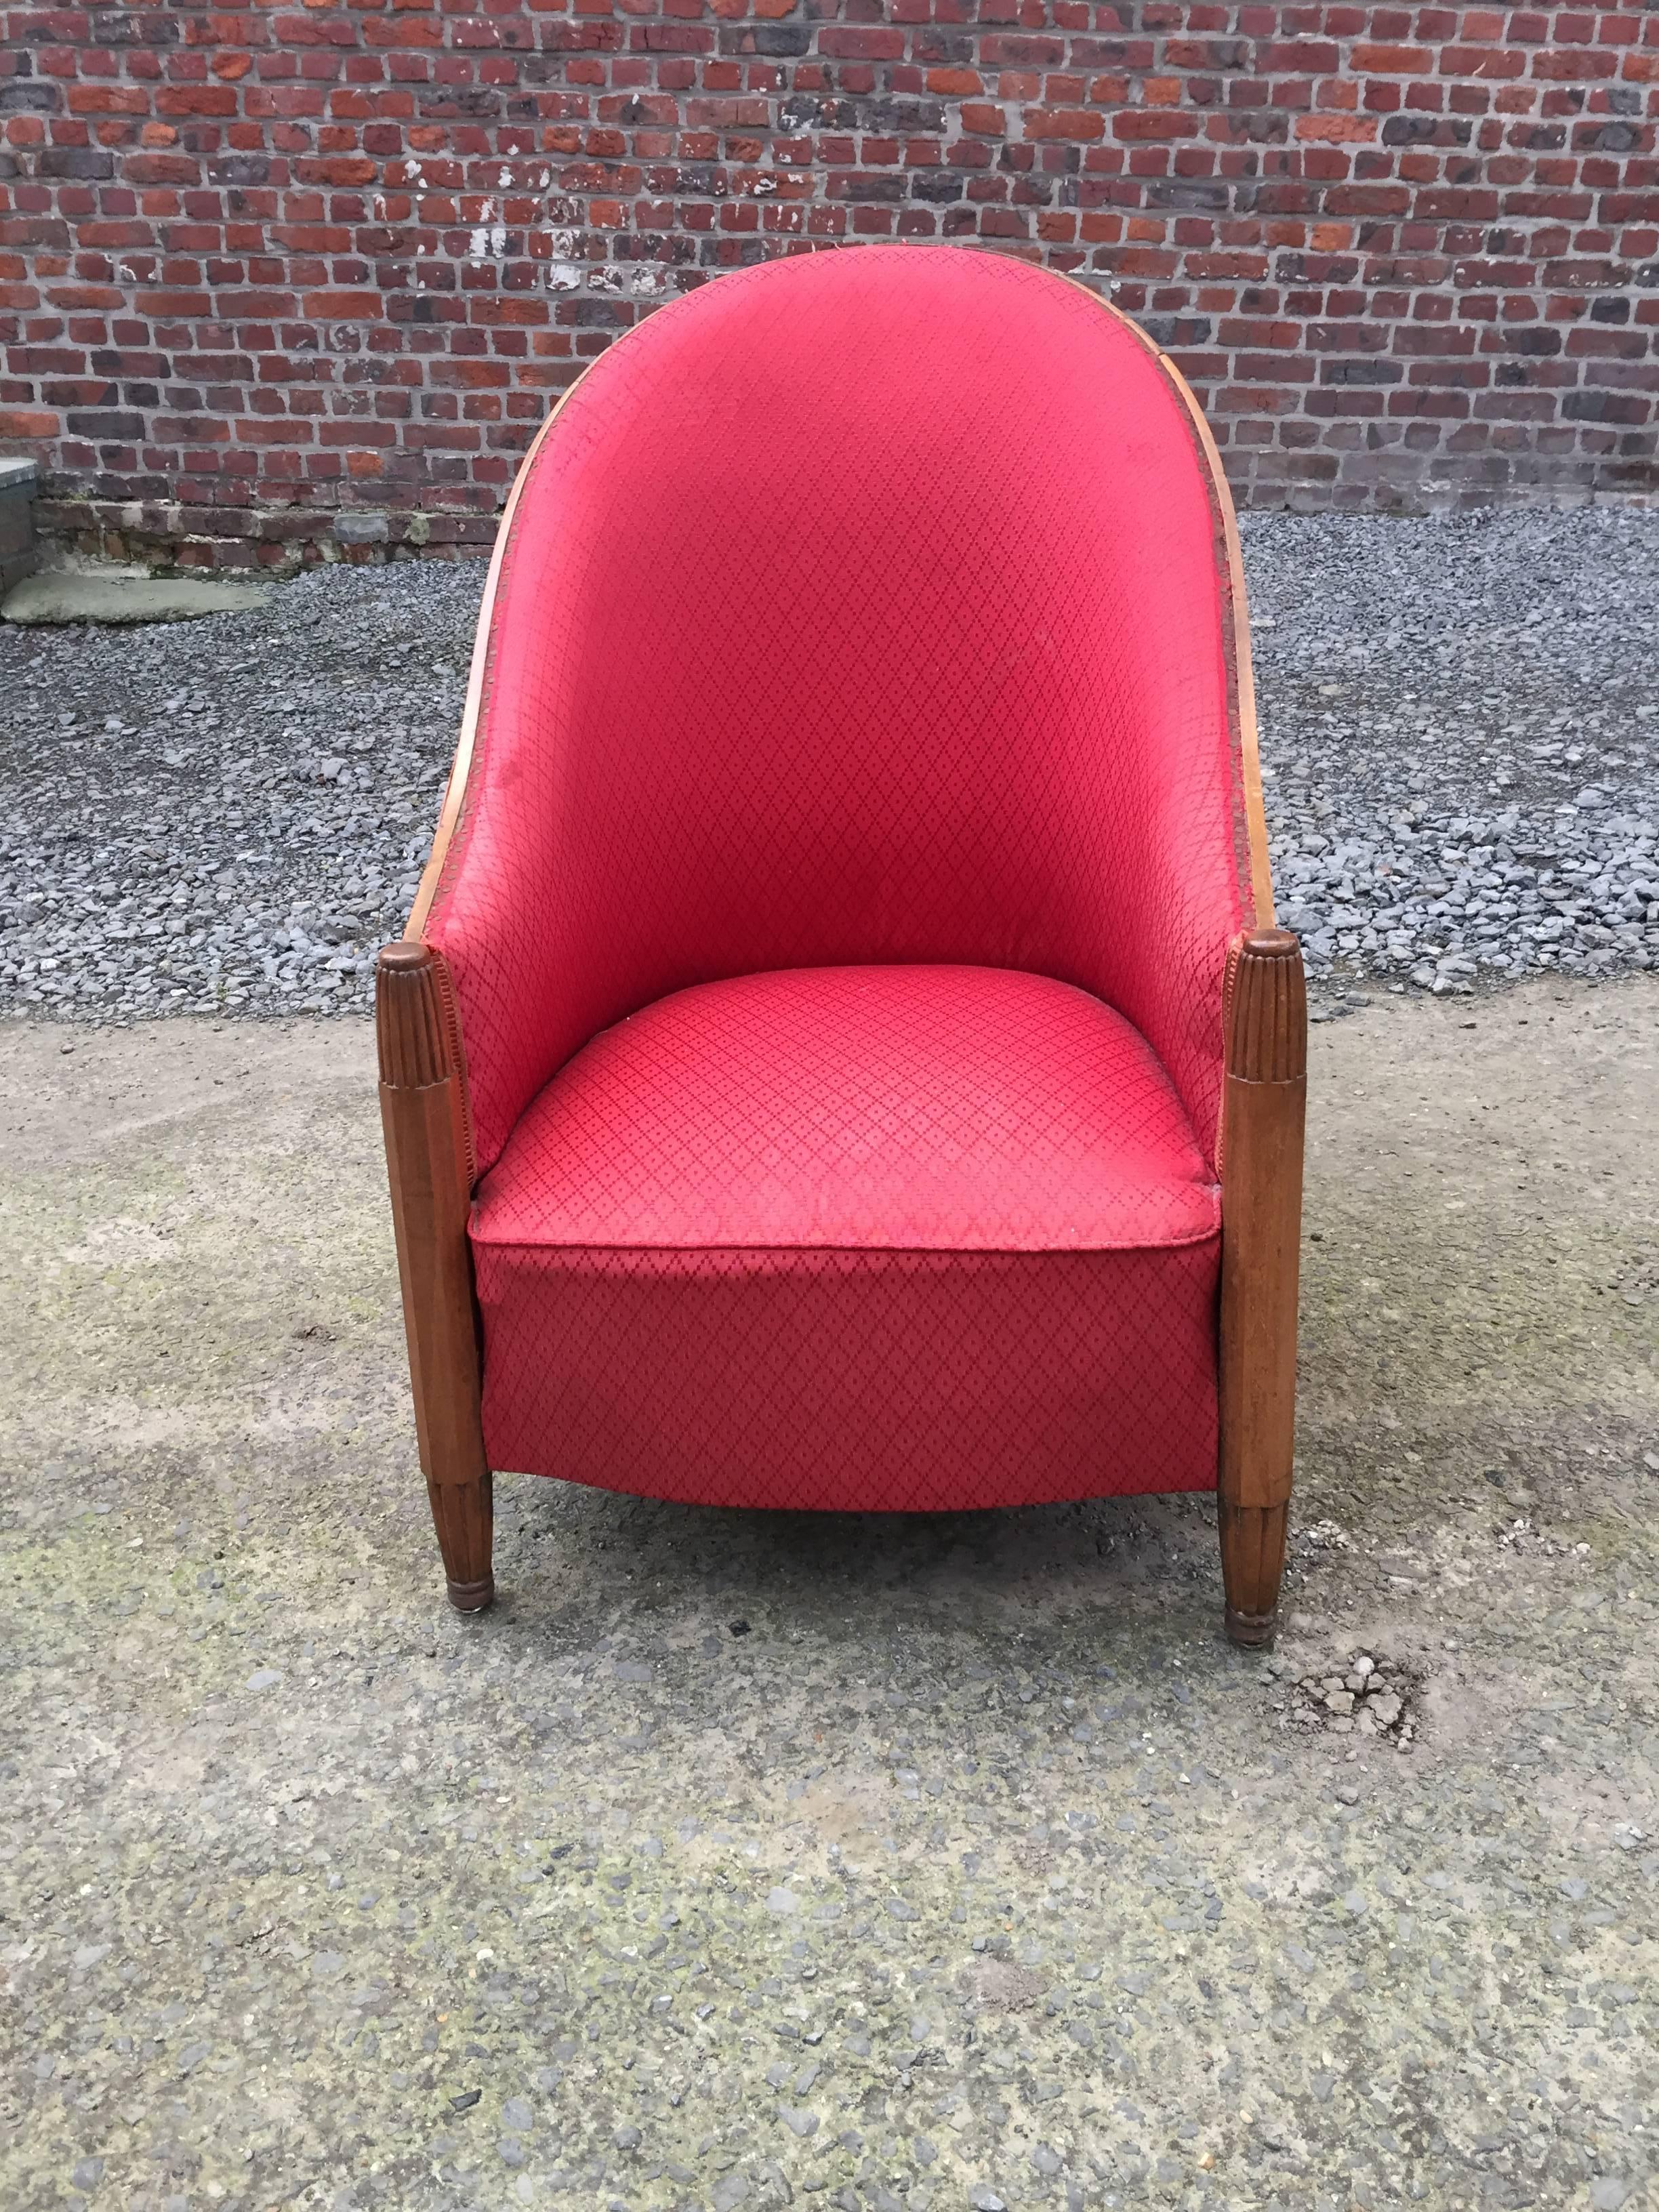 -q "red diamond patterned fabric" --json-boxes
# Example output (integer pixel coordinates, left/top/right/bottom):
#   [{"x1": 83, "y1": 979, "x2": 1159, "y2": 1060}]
[
  {"x1": 425, "y1": 245, "x2": 1254, "y2": 1181},
  {"x1": 422, "y1": 243, "x2": 1261, "y2": 1511},
  {"x1": 473, "y1": 967, "x2": 1219, "y2": 1256},
  {"x1": 472, "y1": 966, "x2": 1221, "y2": 1509}
]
